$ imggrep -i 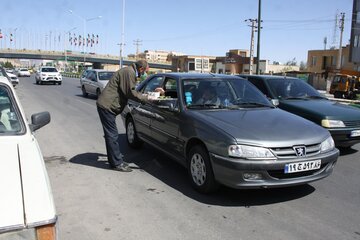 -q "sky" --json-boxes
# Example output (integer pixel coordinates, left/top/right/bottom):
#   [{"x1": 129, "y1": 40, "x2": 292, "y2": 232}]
[{"x1": 0, "y1": 0, "x2": 354, "y2": 64}]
